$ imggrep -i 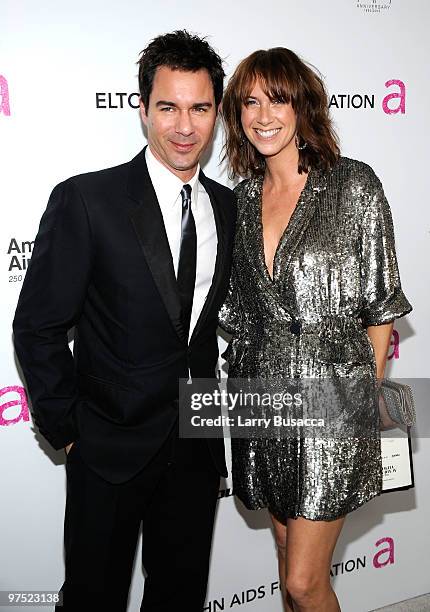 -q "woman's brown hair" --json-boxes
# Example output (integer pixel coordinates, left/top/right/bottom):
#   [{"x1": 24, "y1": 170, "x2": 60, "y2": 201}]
[{"x1": 222, "y1": 47, "x2": 340, "y2": 178}]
